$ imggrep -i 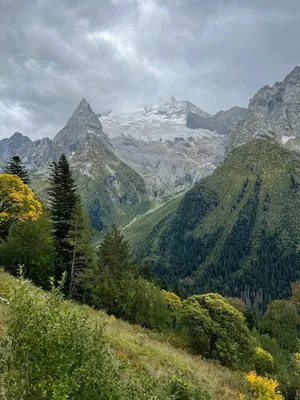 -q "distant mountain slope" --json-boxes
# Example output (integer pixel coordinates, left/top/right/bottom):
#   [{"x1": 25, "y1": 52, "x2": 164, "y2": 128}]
[
  {"x1": 5, "y1": 66, "x2": 300, "y2": 234},
  {"x1": 101, "y1": 96, "x2": 226, "y2": 196},
  {"x1": 186, "y1": 106, "x2": 247, "y2": 135},
  {"x1": 125, "y1": 138, "x2": 300, "y2": 310},
  {"x1": 0, "y1": 132, "x2": 32, "y2": 160}
]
